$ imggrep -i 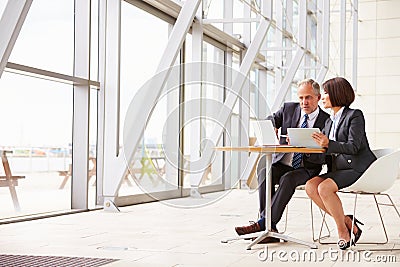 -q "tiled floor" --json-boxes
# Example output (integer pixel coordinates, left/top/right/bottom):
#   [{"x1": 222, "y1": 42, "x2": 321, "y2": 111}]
[{"x1": 1, "y1": 180, "x2": 400, "y2": 266}]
